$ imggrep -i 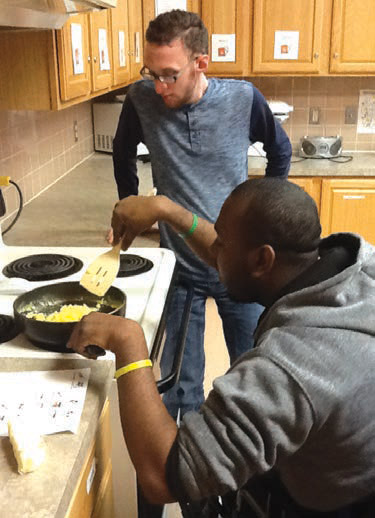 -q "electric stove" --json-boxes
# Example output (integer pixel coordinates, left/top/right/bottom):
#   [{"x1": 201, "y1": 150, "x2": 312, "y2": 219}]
[{"x1": 0, "y1": 244, "x2": 176, "y2": 359}]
